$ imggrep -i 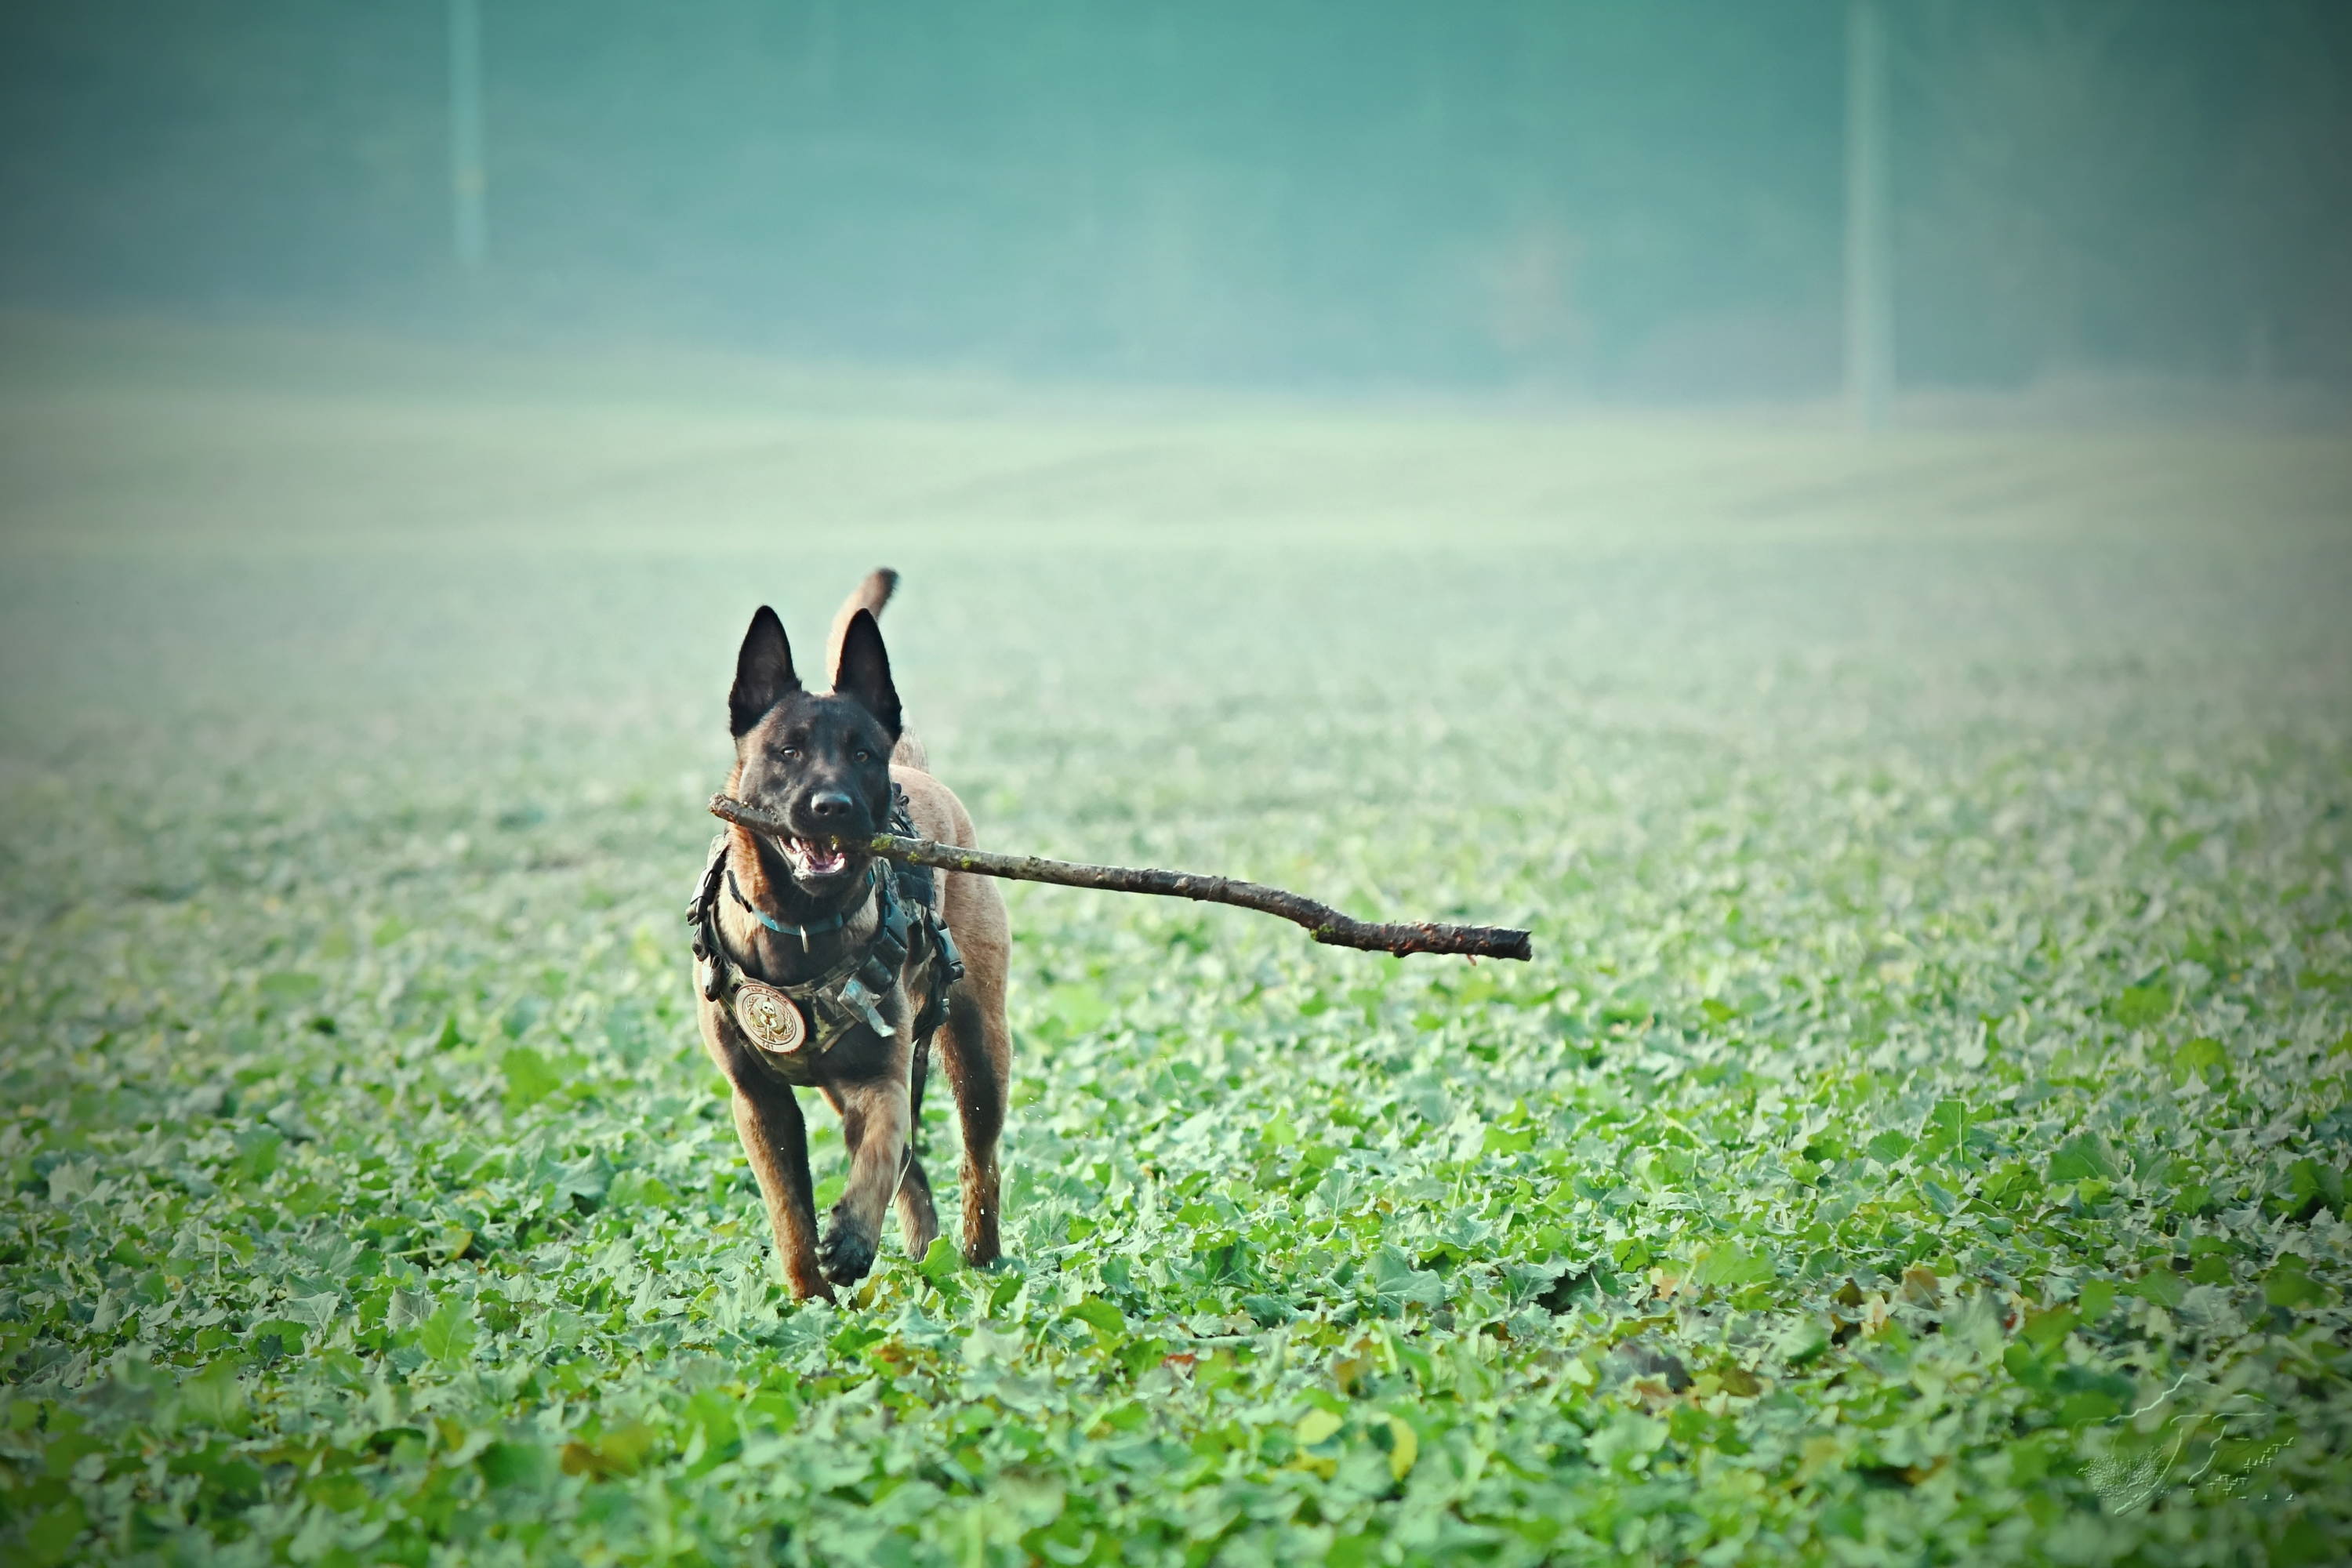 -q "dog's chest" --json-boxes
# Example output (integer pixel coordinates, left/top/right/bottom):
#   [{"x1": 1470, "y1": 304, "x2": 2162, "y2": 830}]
[{"x1": 702, "y1": 893, "x2": 934, "y2": 1087}]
